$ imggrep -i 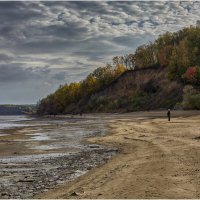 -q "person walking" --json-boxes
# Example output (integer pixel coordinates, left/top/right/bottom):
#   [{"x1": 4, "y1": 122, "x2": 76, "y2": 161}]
[{"x1": 167, "y1": 109, "x2": 171, "y2": 121}]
